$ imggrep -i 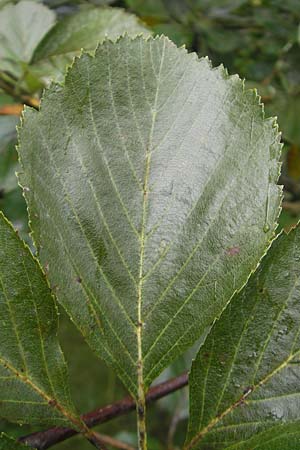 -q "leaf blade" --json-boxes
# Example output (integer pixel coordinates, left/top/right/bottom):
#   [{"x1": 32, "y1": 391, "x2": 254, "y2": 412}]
[
  {"x1": 186, "y1": 226, "x2": 300, "y2": 449},
  {"x1": 0, "y1": 213, "x2": 77, "y2": 427},
  {"x1": 18, "y1": 36, "x2": 282, "y2": 397}
]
